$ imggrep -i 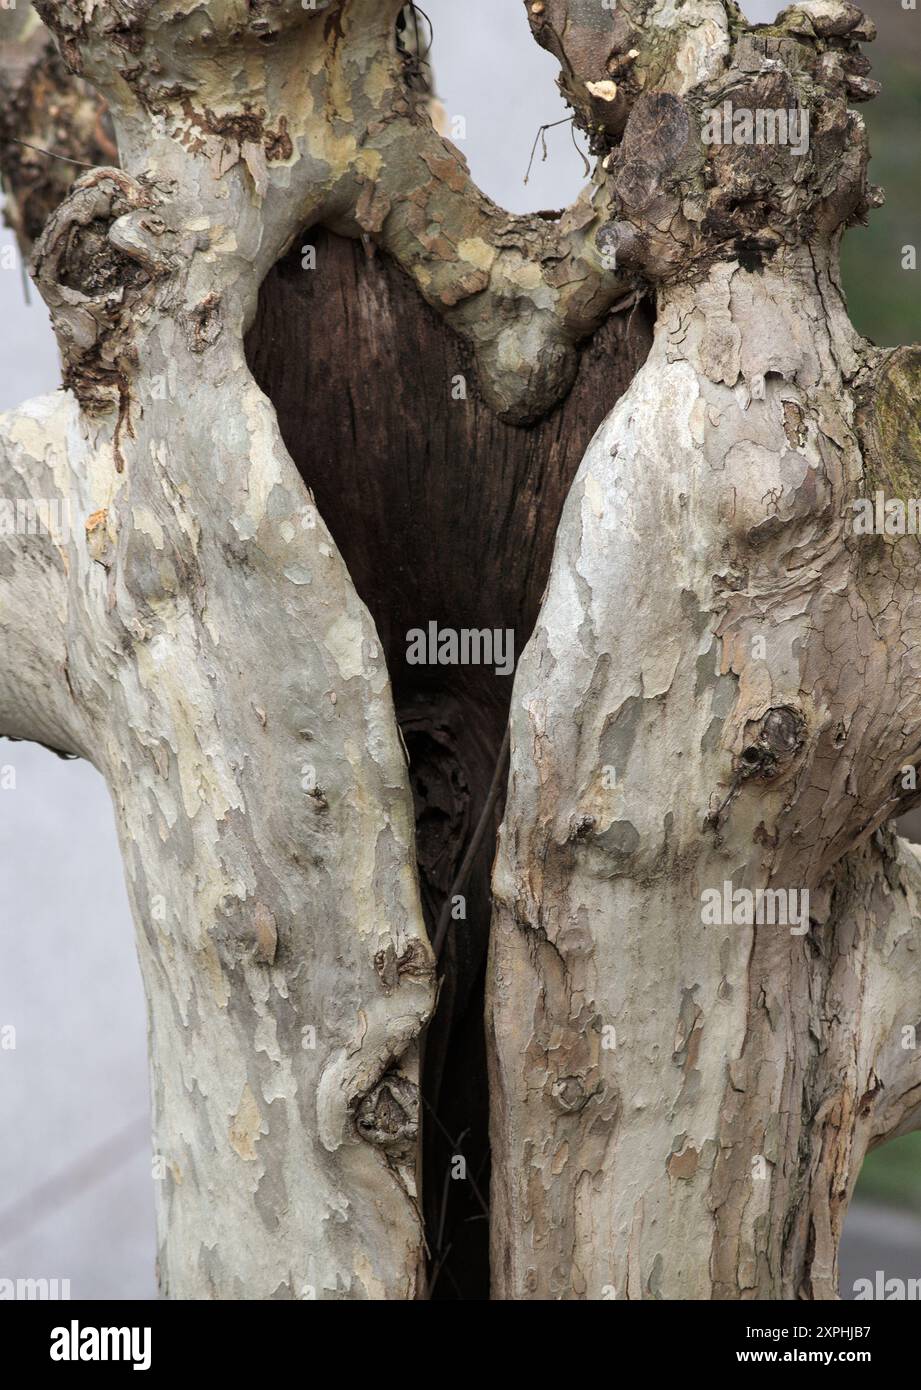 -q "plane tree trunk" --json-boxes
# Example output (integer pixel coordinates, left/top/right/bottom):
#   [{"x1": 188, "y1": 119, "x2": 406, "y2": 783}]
[{"x1": 488, "y1": 0, "x2": 921, "y2": 1300}]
